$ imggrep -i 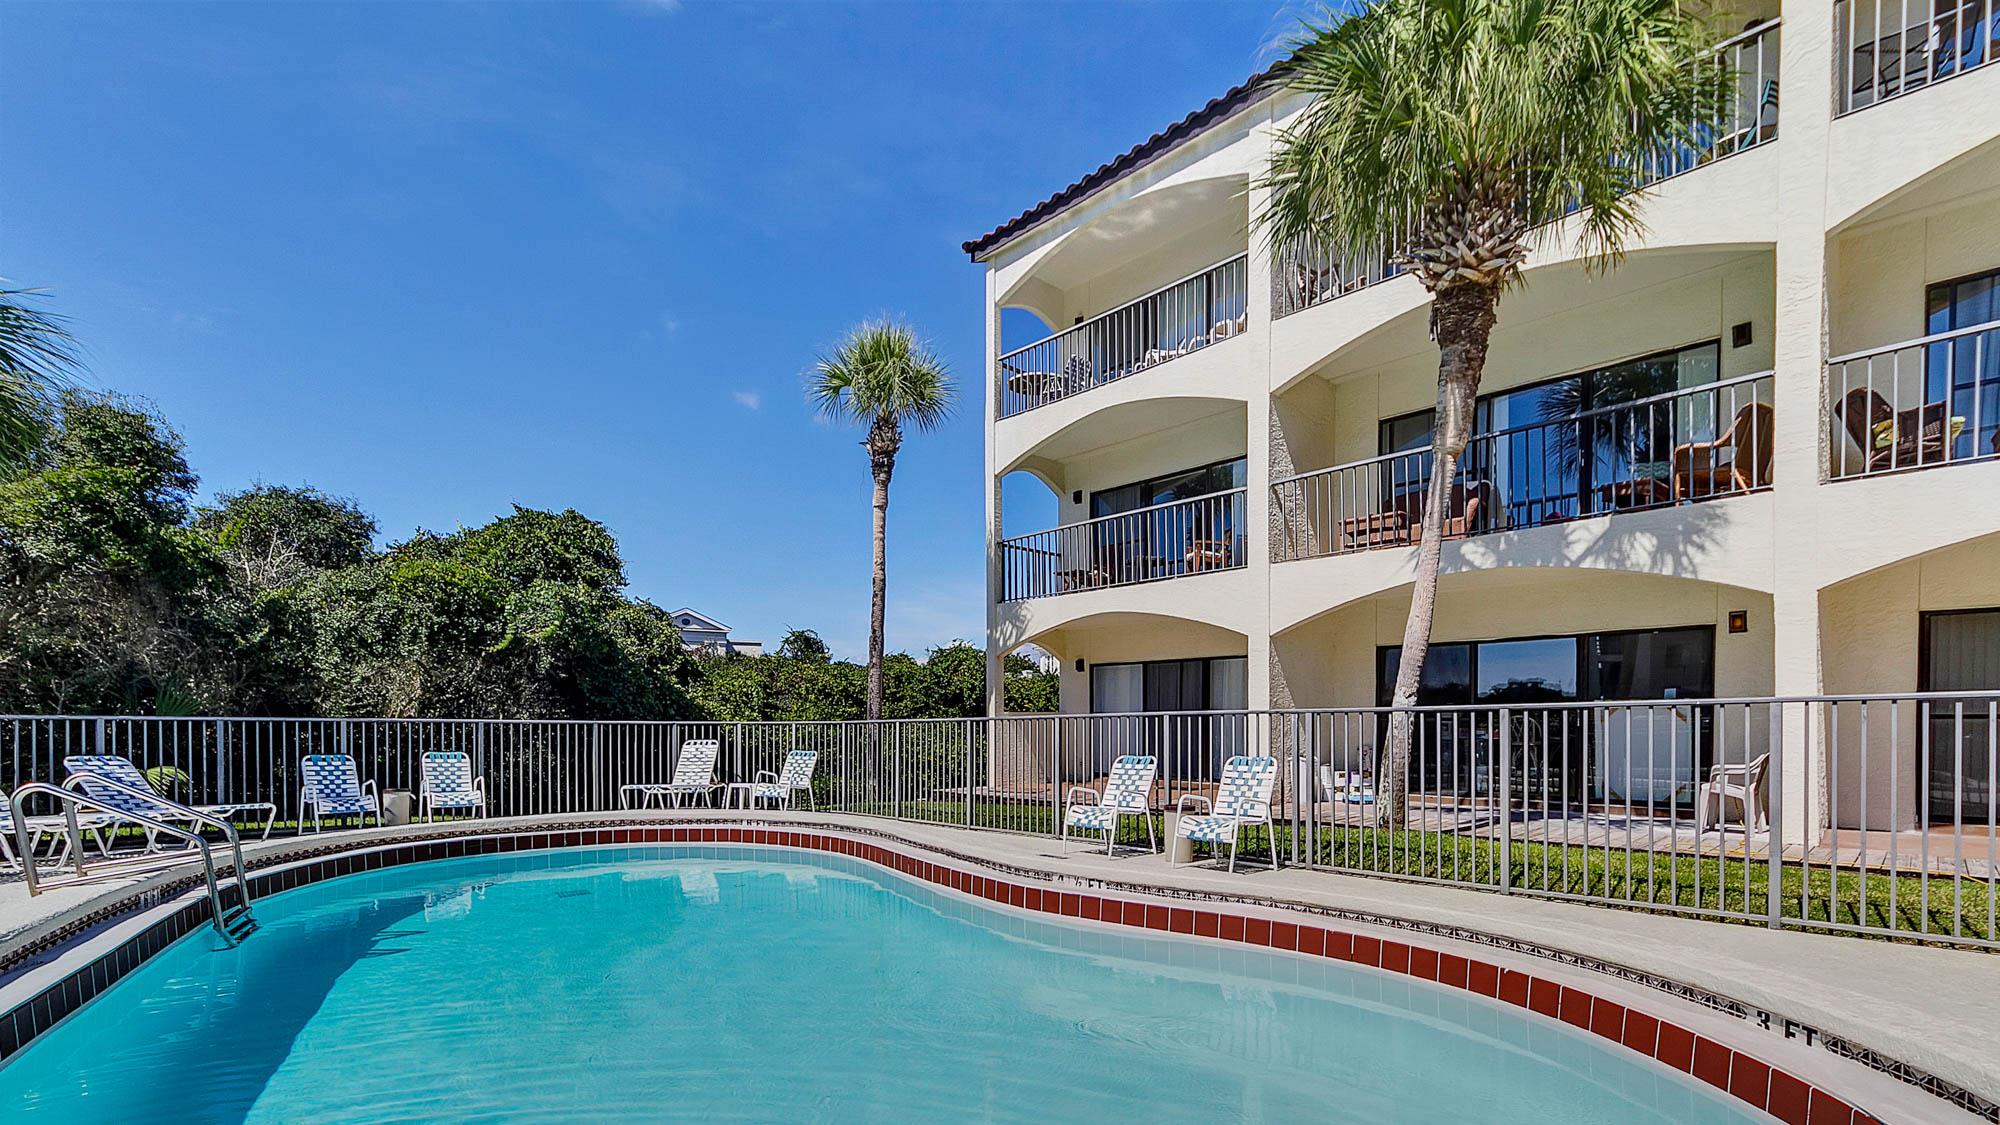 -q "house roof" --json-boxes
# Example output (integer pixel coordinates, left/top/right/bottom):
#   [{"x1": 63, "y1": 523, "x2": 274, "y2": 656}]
[
  {"x1": 961, "y1": 63, "x2": 1287, "y2": 261},
  {"x1": 668, "y1": 608, "x2": 730, "y2": 633}
]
